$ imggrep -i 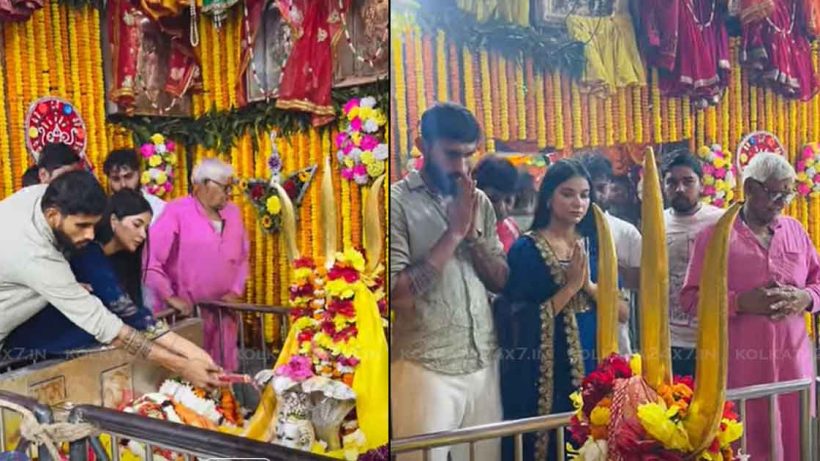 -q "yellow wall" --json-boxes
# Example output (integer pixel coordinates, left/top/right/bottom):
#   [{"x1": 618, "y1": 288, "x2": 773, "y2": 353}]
[{"x1": 0, "y1": 3, "x2": 387, "y2": 314}]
